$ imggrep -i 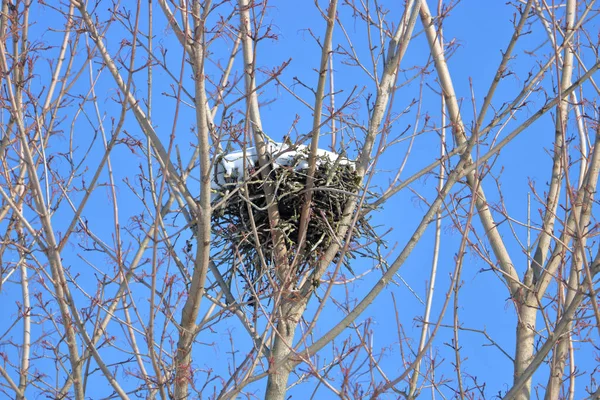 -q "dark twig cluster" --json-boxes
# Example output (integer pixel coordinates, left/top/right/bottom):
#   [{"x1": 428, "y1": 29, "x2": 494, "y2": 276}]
[{"x1": 211, "y1": 156, "x2": 377, "y2": 297}]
